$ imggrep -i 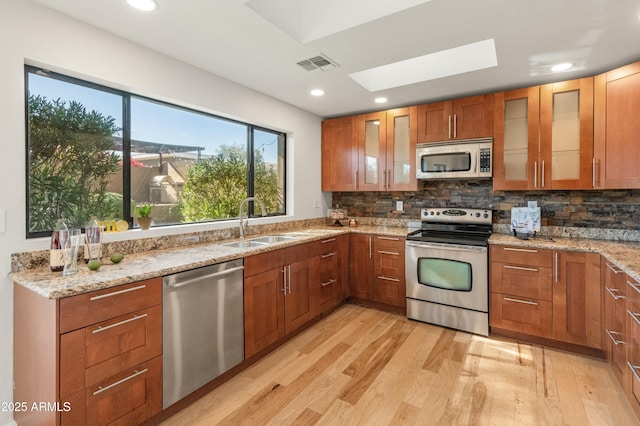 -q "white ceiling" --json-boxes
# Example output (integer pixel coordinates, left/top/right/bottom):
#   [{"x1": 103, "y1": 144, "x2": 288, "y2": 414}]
[{"x1": 30, "y1": 0, "x2": 640, "y2": 118}]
